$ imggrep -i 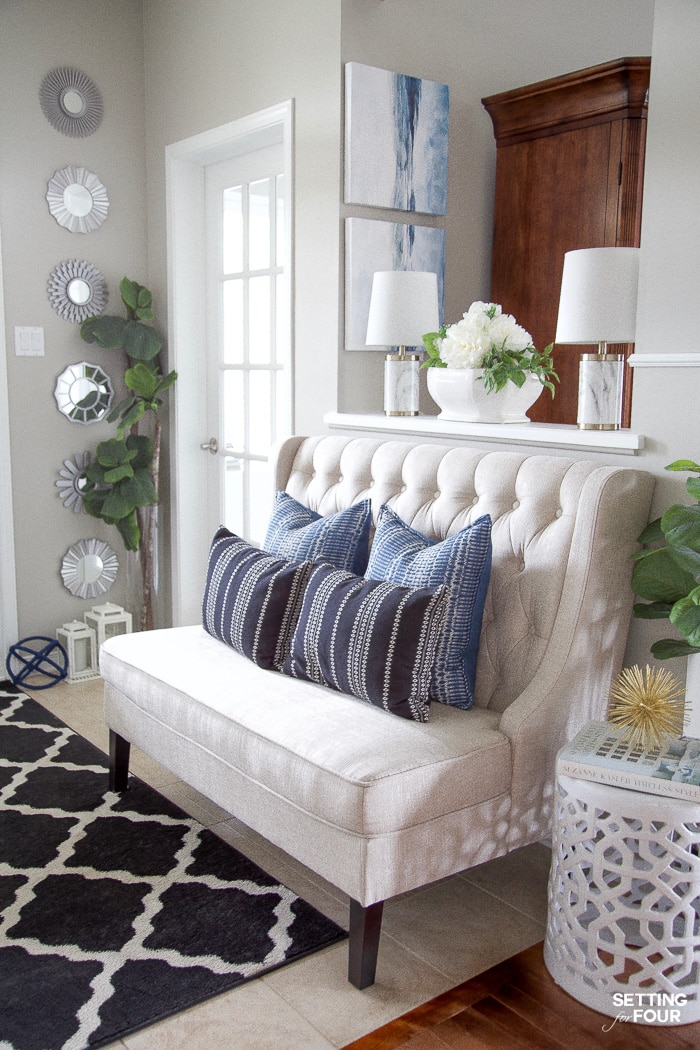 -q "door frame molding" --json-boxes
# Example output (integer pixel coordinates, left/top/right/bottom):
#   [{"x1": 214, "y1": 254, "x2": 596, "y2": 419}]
[
  {"x1": 166, "y1": 100, "x2": 294, "y2": 626},
  {"x1": 0, "y1": 225, "x2": 19, "y2": 655}
]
